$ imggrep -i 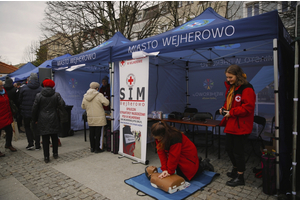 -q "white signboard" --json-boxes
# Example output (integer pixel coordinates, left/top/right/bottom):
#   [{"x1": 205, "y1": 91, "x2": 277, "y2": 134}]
[{"x1": 119, "y1": 57, "x2": 149, "y2": 164}]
